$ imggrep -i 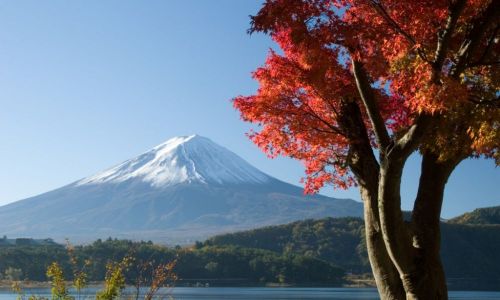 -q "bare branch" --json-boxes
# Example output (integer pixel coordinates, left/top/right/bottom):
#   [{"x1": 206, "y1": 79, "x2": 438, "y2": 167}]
[
  {"x1": 451, "y1": 0, "x2": 499, "y2": 78},
  {"x1": 311, "y1": 127, "x2": 342, "y2": 135},
  {"x1": 336, "y1": 99, "x2": 381, "y2": 185},
  {"x1": 302, "y1": 102, "x2": 345, "y2": 136},
  {"x1": 432, "y1": 0, "x2": 467, "y2": 80},
  {"x1": 276, "y1": 106, "x2": 345, "y2": 136},
  {"x1": 473, "y1": 24, "x2": 499, "y2": 65},
  {"x1": 390, "y1": 114, "x2": 433, "y2": 159},
  {"x1": 352, "y1": 59, "x2": 391, "y2": 151}
]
